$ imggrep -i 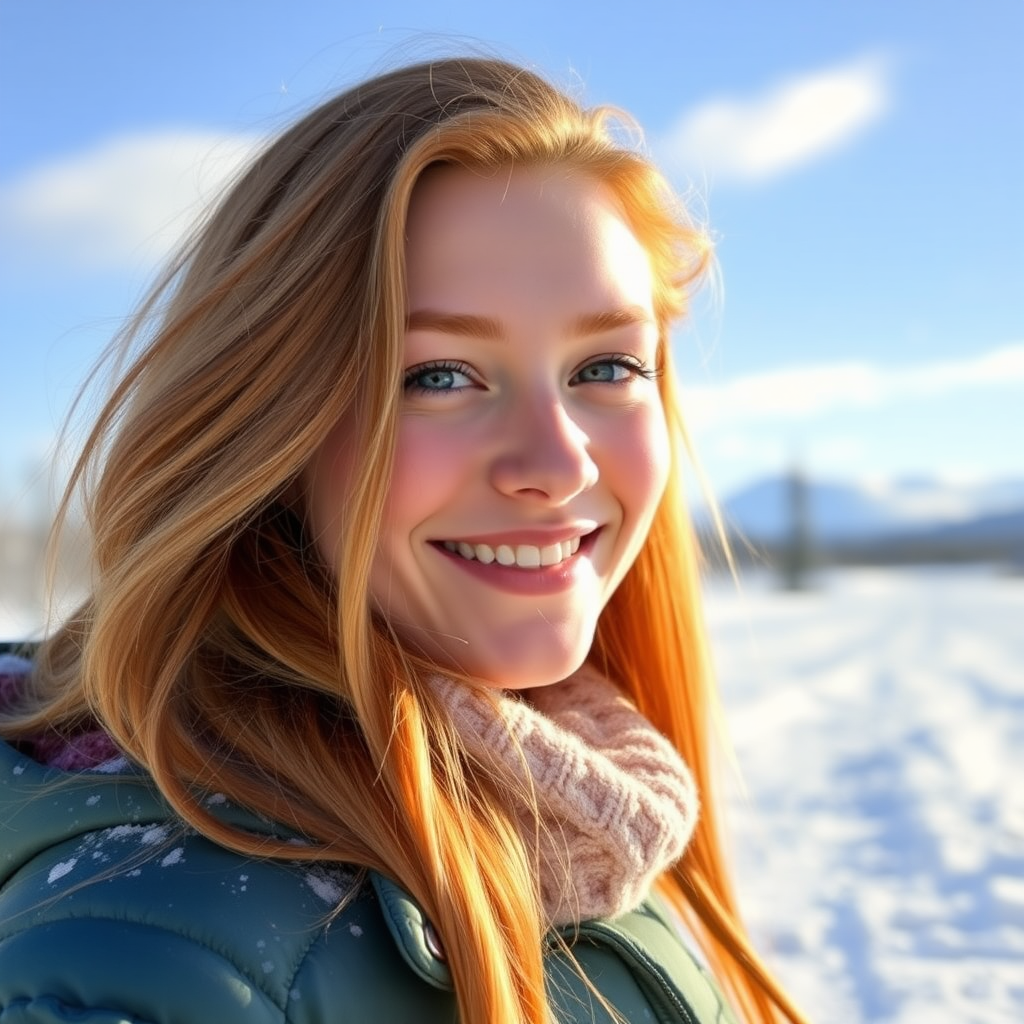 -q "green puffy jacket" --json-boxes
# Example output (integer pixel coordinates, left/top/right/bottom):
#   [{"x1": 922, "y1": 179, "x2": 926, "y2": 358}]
[{"x1": 0, "y1": 734, "x2": 737, "y2": 1023}]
